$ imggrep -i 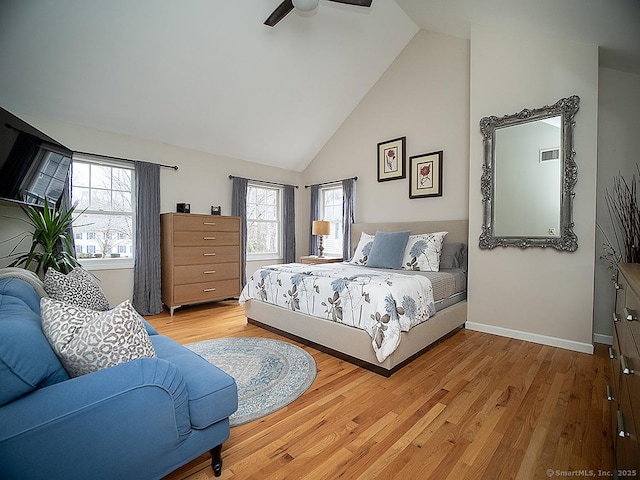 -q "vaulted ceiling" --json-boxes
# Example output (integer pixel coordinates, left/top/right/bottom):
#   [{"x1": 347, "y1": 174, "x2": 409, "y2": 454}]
[{"x1": 0, "y1": 1, "x2": 638, "y2": 172}]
